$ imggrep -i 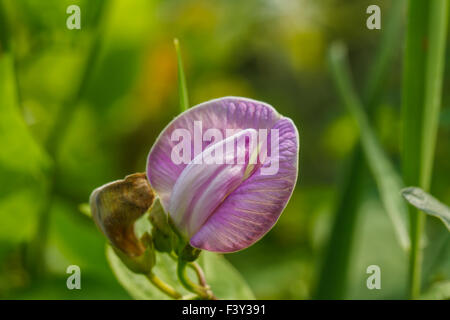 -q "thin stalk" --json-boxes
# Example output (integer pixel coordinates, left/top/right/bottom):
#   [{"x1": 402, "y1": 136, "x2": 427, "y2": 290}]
[
  {"x1": 146, "y1": 273, "x2": 182, "y2": 299},
  {"x1": 401, "y1": 0, "x2": 448, "y2": 299},
  {"x1": 314, "y1": 150, "x2": 365, "y2": 299},
  {"x1": 190, "y1": 261, "x2": 207, "y2": 287},
  {"x1": 168, "y1": 252, "x2": 208, "y2": 287},
  {"x1": 402, "y1": 2, "x2": 431, "y2": 298},
  {"x1": 315, "y1": 0, "x2": 404, "y2": 299},
  {"x1": 177, "y1": 259, "x2": 214, "y2": 299},
  {"x1": 174, "y1": 38, "x2": 189, "y2": 112},
  {"x1": 420, "y1": 1, "x2": 449, "y2": 193}
]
